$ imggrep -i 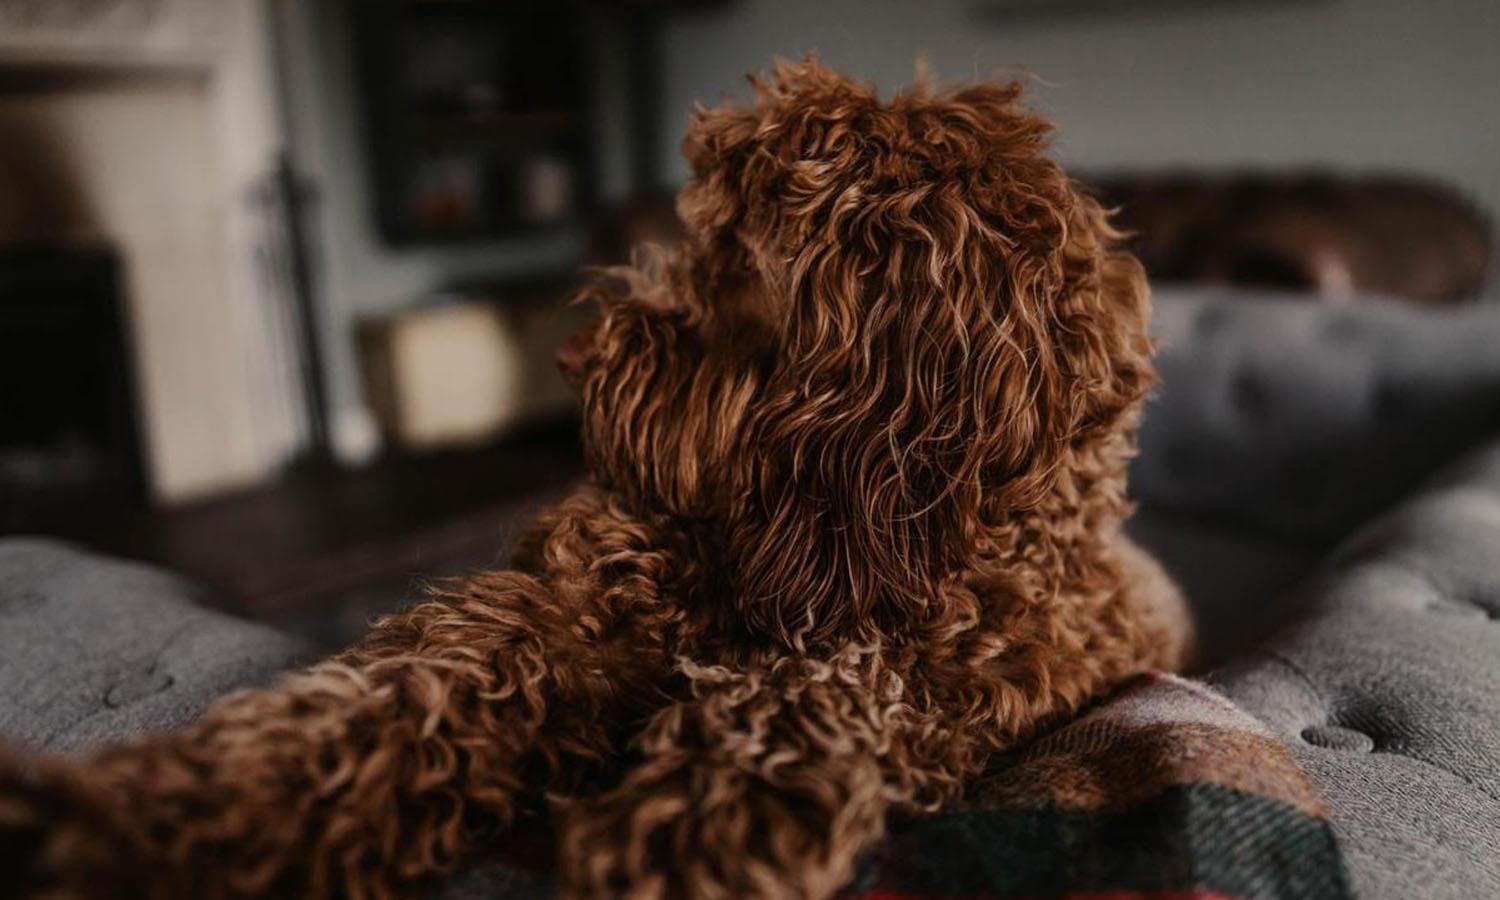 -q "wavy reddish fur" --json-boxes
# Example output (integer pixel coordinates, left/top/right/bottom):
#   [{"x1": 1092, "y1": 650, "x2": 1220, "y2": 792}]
[{"x1": 0, "y1": 58, "x2": 1190, "y2": 900}]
